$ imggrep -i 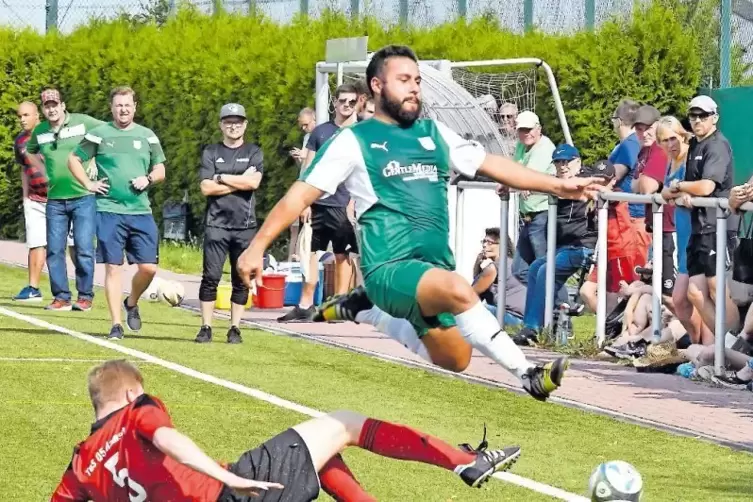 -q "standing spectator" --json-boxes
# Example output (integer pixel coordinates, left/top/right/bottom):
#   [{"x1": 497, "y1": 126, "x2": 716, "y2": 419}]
[
  {"x1": 659, "y1": 116, "x2": 713, "y2": 345},
  {"x1": 609, "y1": 99, "x2": 650, "y2": 254},
  {"x1": 25, "y1": 88, "x2": 102, "y2": 312},
  {"x1": 290, "y1": 108, "x2": 315, "y2": 170},
  {"x1": 278, "y1": 83, "x2": 359, "y2": 322},
  {"x1": 68, "y1": 86, "x2": 166, "y2": 340},
  {"x1": 514, "y1": 145, "x2": 598, "y2": 346},
  {"x1": 195, "y1": 103, "x2": 263, "y2": 344},
  {"x1": 498, "y1": 102, "x2": 518, "y2": 137},
  {"x1": 359, "y1": 97, "x2": 375, "y2": 121},
  {"x1": 354, "y1": 78, "x2": 372, "y2": 121},
  {"x1": 13, "y1": 102, "x2": 45, "y2": 302},
  {"x1": 666, "y1": 95, "x2": 739, "y2": 337},
  {"x1": 630, "y1": 105, "x2": 673, "y2": 303},
  {"x1": 509, "y1": 111, "x2": 556, "y2": 284}
]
